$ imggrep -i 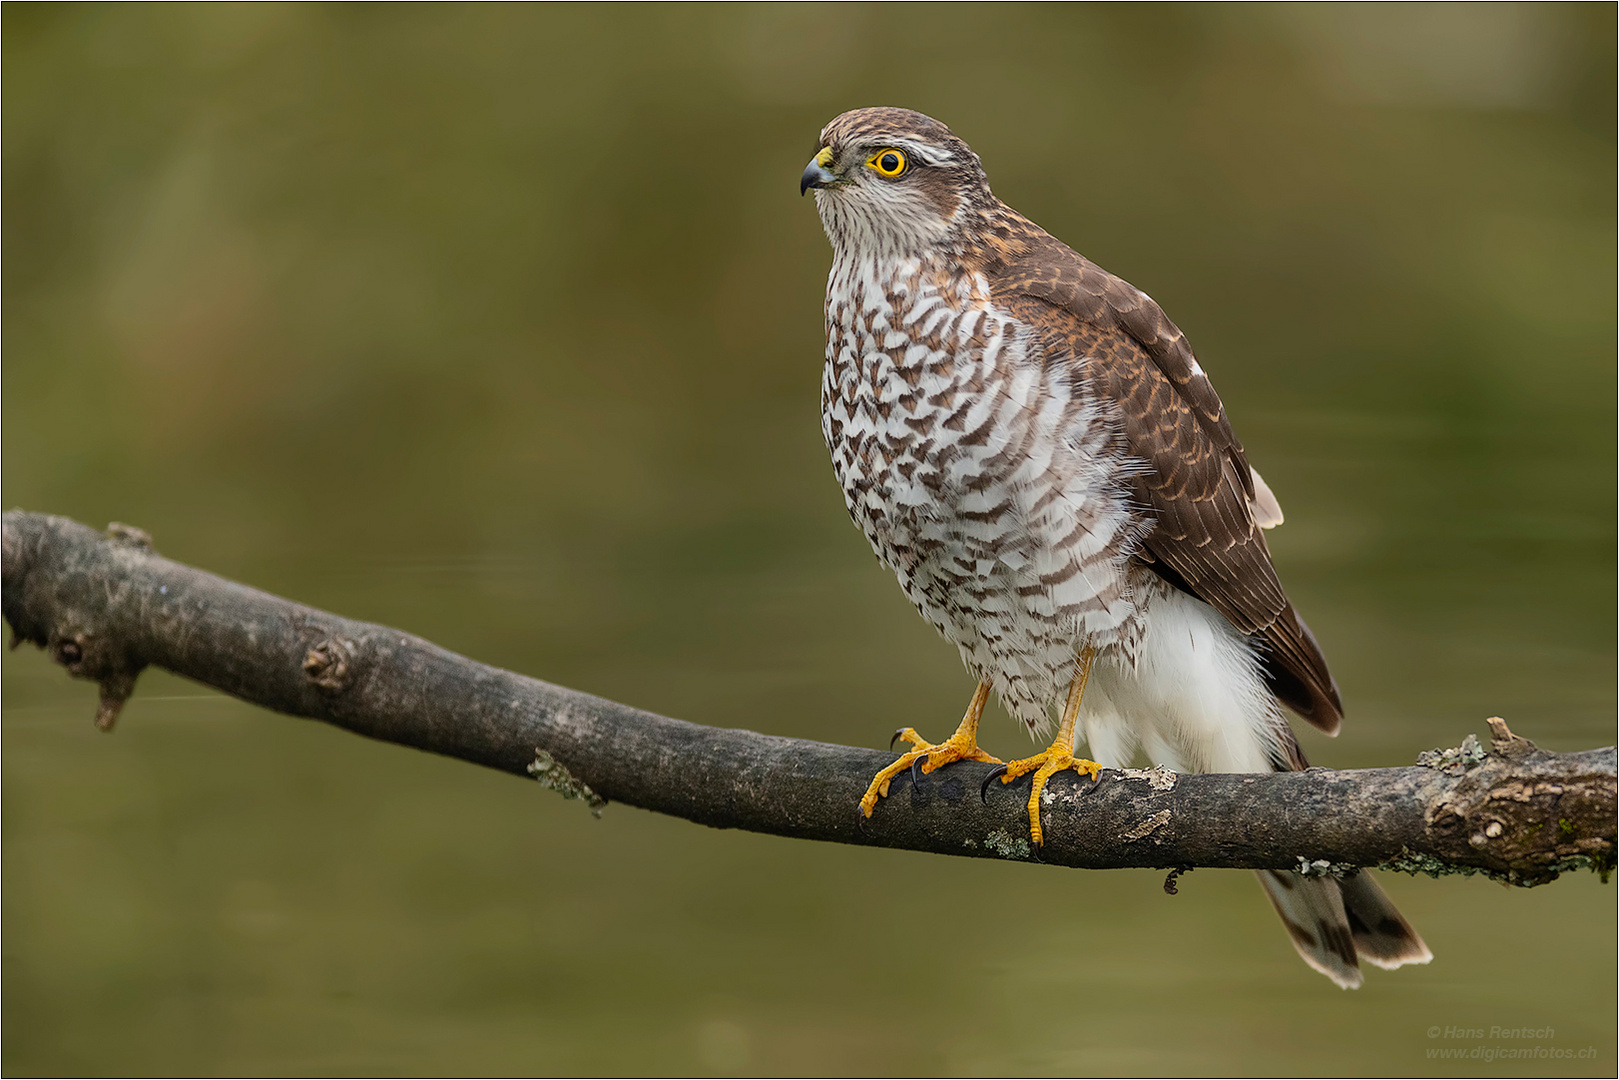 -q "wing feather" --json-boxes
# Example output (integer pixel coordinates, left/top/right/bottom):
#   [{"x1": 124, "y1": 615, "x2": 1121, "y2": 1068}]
[{"x1": 991, "y1": 236, "x2": 1344, "y2": 733}]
